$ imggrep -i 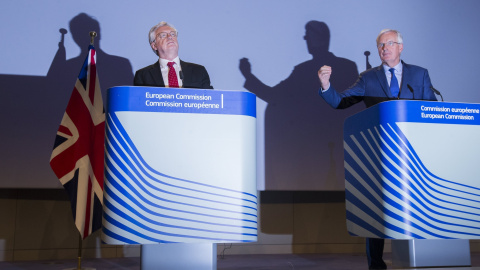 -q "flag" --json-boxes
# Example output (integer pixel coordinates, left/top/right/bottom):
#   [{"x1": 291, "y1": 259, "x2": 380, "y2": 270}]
[{"x1": 50, "y1": 45, "x2": 105, "y2": 239}]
